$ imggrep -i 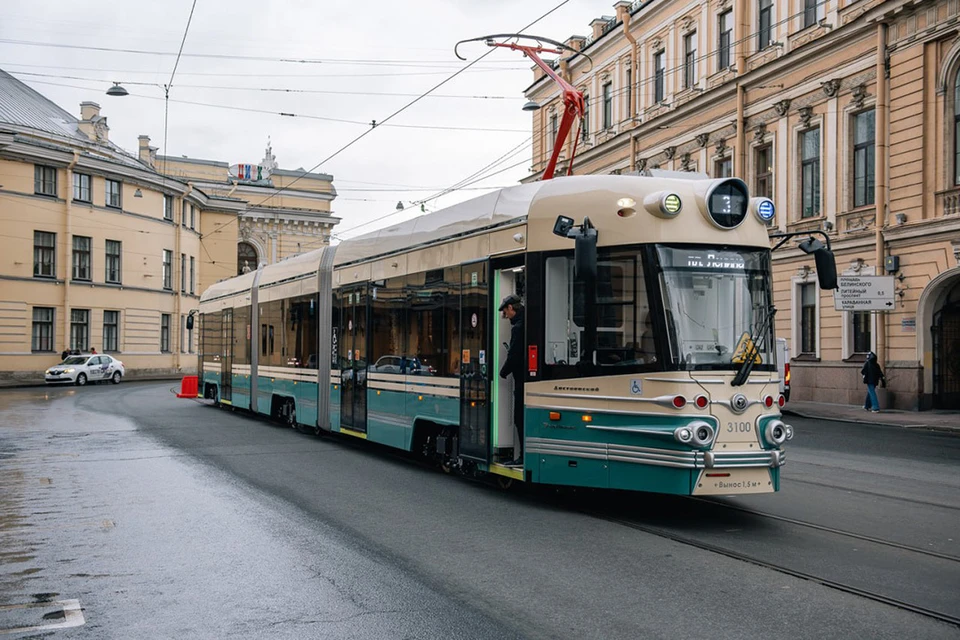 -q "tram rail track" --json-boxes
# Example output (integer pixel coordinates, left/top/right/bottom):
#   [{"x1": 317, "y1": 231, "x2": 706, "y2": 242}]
[
  {"x1": 585, "y1": 508, "x2": 960, "y2": 629},
  {"x1": 691, "y1": 497, "x2": 960, "y2": 563},
  {"x1": 789, "y1": 476, "x2": 960, "y2": 512}
]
